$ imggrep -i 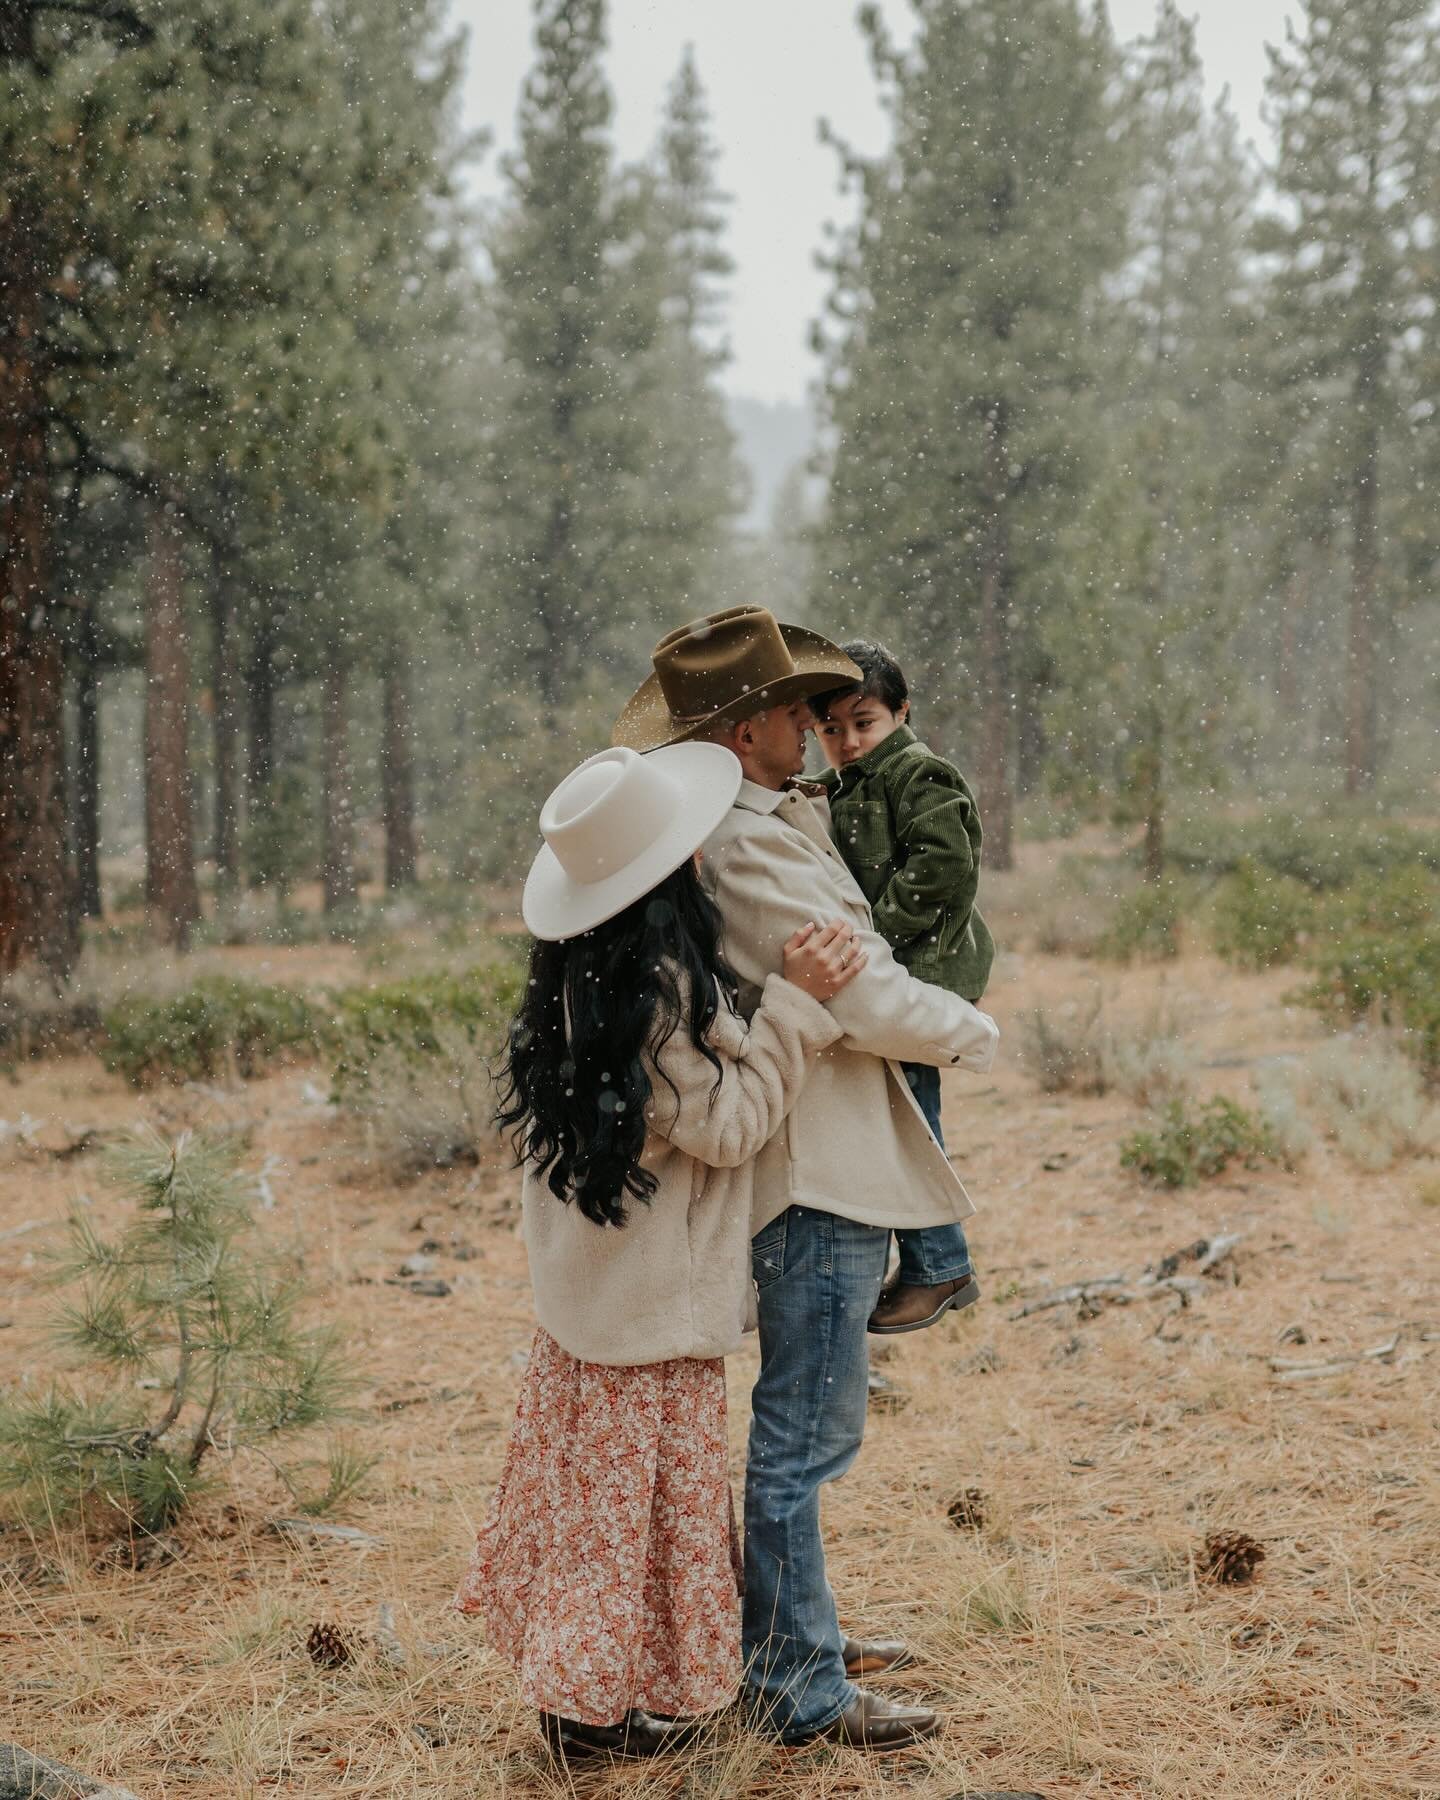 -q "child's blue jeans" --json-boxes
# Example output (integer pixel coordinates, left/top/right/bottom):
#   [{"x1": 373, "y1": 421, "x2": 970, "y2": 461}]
[{"x1": 895, "y1": 1063, "x2": 975, "y2": 1285}]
